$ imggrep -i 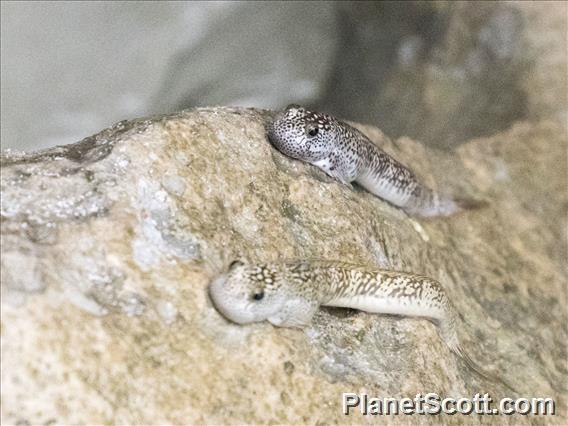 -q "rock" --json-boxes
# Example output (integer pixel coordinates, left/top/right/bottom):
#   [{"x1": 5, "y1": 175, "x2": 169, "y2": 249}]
[
  {"x1": 317, "y1": 2, "x2": 567, "y2": 149},
  {"x1": 1, "y1": 108, "x2": 566, "y2": 424}
]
